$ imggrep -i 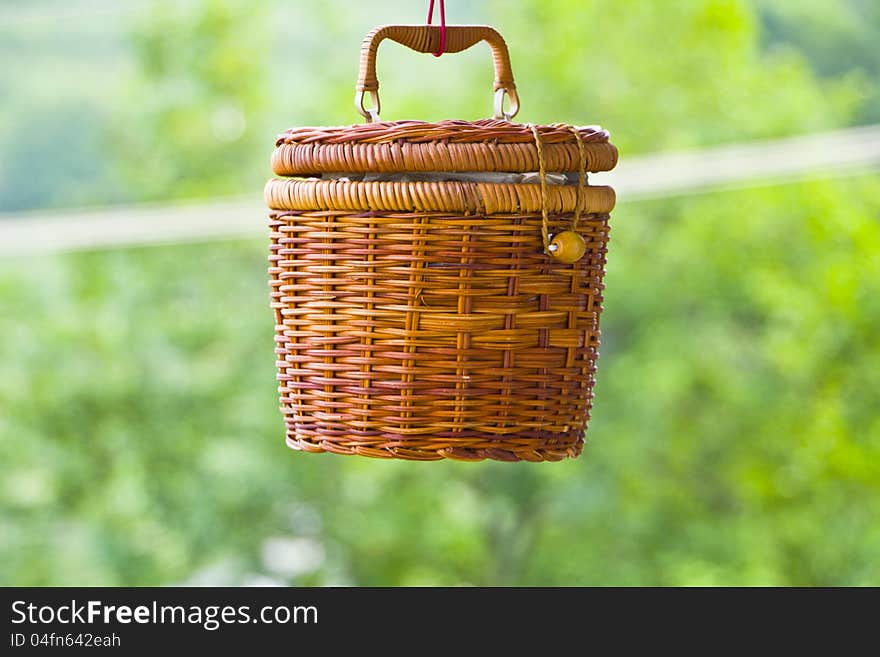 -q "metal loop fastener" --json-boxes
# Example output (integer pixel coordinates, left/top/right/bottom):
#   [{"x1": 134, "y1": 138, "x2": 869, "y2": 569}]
[
  {"x1": 355, "y1": 90, "x2": 381, "y2": 123},
  {"x1": 355, "y1": 24, "x2": 520, "y2": 123},
  {"x1": 357, "y1": 87, "x2": 518, "y2": 123},
  {"x1": 493, "y1": 87, "x2": 519, "y2": 121}
]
